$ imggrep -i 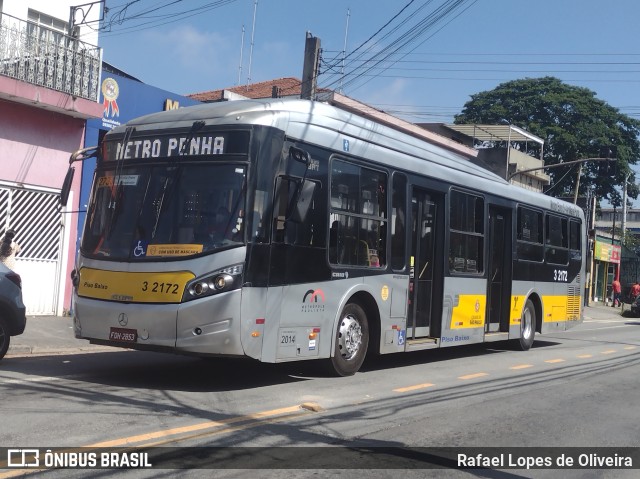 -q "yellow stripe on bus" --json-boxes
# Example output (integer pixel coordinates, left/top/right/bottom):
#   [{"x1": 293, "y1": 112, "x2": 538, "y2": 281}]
[
  {"x1": 78, "y1": 267, "x2": 195, "y2": 303},
  {"x1": 510, "y1": 294, "x2": 582, "y2": 325}
]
